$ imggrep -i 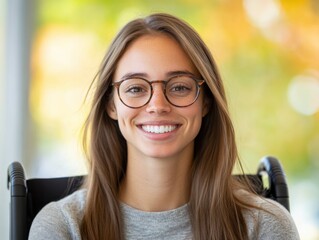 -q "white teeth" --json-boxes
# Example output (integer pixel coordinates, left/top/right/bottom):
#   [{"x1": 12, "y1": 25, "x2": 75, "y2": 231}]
[{"x1": 142, "y1": 125, "x2": 177, "y2": 134}]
